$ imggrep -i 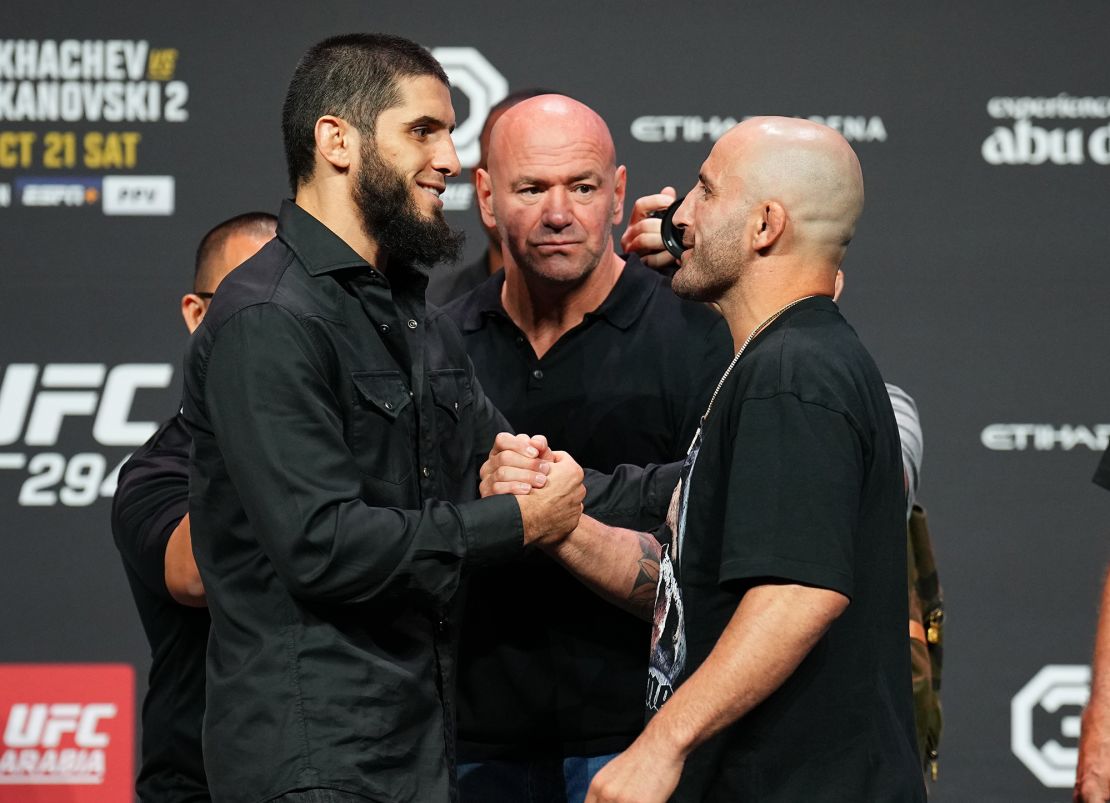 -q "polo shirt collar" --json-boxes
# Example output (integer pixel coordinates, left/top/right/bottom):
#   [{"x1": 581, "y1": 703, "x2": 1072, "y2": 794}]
[{"x1": 456, "y1": 253, "x2": 658, "y2": 333}]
